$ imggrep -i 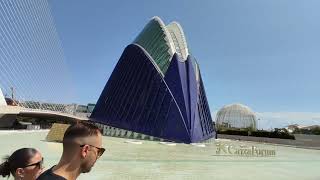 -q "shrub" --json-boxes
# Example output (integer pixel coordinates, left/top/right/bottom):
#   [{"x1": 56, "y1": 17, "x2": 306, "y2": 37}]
[{"x1": 218, "y1": 129, "x2": 295, "y2": 140}]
